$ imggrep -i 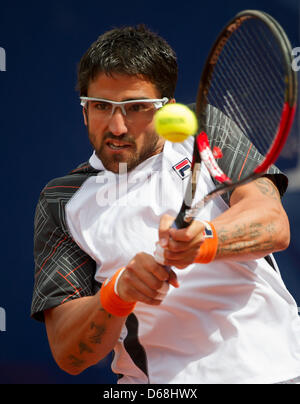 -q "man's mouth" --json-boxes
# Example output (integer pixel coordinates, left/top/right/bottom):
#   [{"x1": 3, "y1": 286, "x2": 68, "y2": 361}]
[{"x1": 106, "y1": 139, "x2": 133, "y2": 150}]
